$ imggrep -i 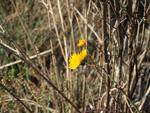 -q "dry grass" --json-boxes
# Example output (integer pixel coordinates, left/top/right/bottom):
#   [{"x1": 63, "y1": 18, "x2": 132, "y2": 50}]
[{"x1": 0, "y1": 0, "x2": 150, "y2": 113}]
